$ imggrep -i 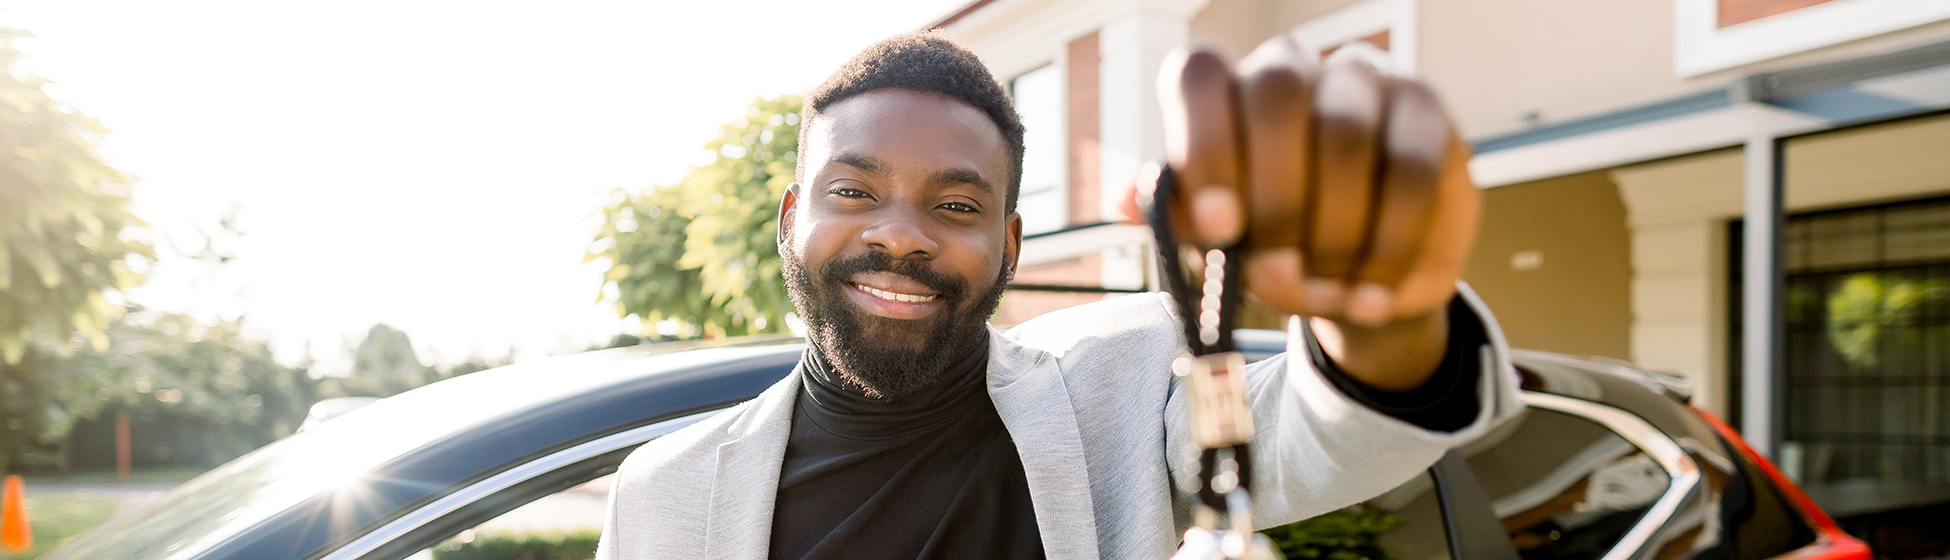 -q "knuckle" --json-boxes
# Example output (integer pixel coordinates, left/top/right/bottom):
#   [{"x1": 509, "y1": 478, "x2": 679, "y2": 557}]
[{"x1": 1178, "y1": 49, "x2": 1236, "y2": 92}]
